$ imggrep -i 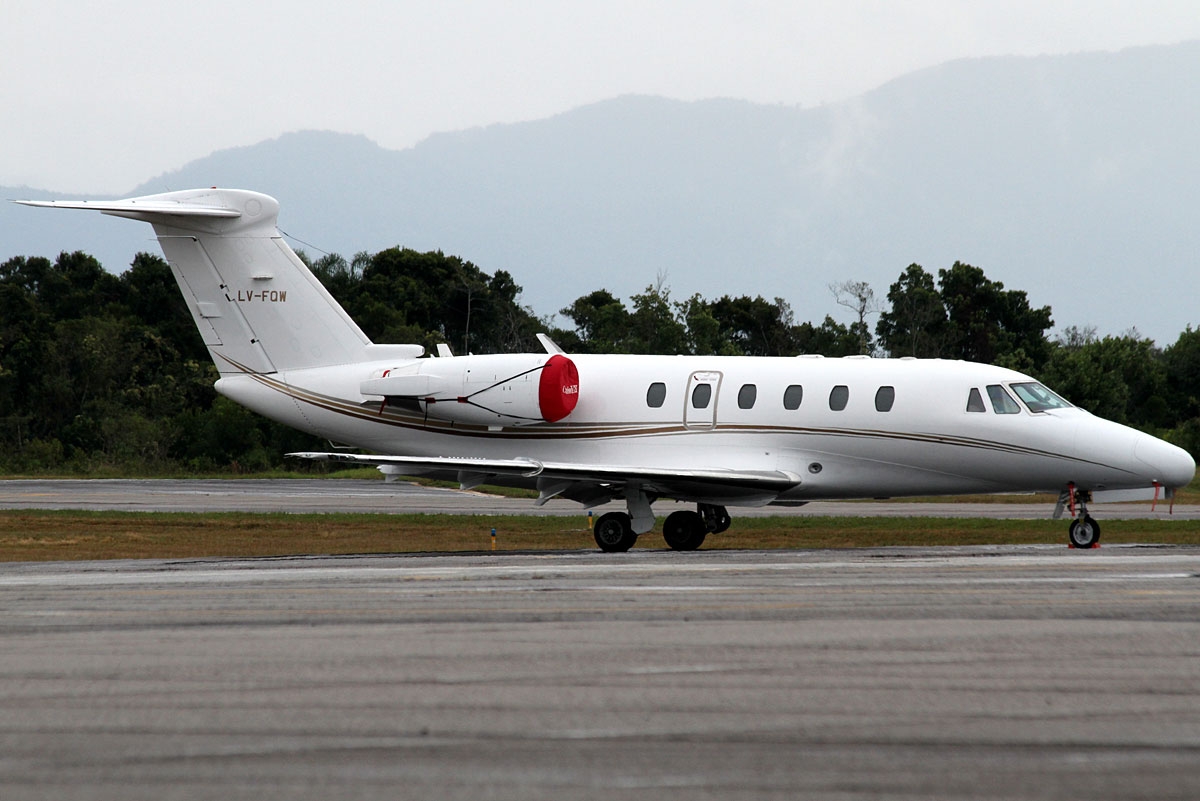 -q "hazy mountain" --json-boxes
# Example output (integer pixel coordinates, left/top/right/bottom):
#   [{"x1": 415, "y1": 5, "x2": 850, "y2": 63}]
[{"x1": 5, "y1": 41, "x2": 1197, "y2": 346}]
